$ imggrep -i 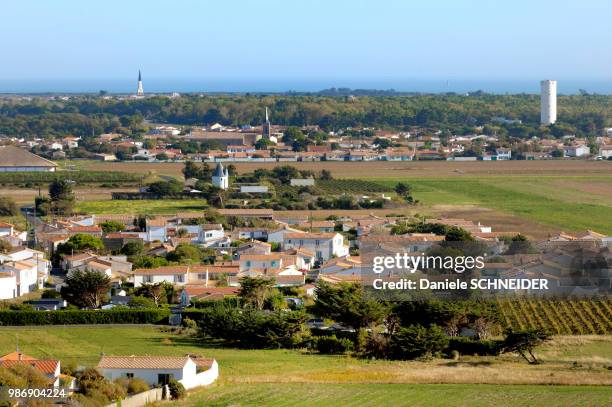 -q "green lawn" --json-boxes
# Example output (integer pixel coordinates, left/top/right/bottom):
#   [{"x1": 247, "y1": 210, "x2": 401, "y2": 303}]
[
  {"x1": 376, "y1": 176, "x2": 612, "y2": 234},
  {"x1": 0, "y1": 326, "x2": 610, "y2": 407},
  {"x1": 76, "y1": 199, "x2": 207, "y2": 215}
]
